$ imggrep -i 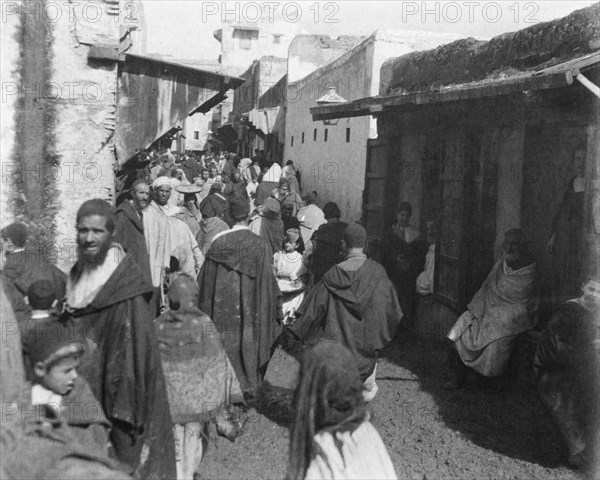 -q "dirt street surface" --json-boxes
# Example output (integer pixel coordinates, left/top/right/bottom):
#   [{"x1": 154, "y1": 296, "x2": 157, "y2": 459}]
[{"x1": 197, "y1": 335, "x2": 584, "y2": 480}]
